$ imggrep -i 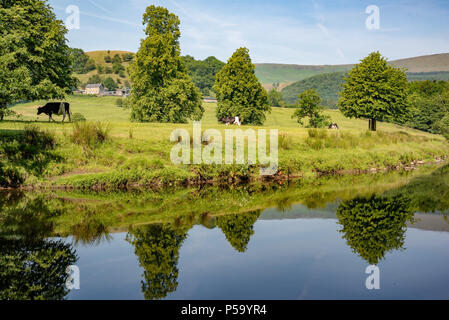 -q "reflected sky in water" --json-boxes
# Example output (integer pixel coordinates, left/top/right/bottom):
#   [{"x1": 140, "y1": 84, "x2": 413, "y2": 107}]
[
  {"x1": 2, "y1": 166, "x2": 449, "y2": 300},
  {"x1": 66, "y1": 204, "x2": 449, "y2": 300}
]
